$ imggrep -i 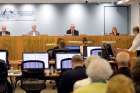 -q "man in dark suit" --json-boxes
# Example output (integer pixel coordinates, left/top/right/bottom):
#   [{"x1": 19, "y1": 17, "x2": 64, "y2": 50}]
[
  {"x1": 57, "y1": 55, "x2": 87, "y2": 93},
  {"x1": 116, "y1": 52, "x2": 131, "y2": 77},
  {"x1": 0, "y1": 25, "x2": 10, "y2": 36},
  {"x1": 66, "y1": 24, "x2": 79, "y2": 36}
]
